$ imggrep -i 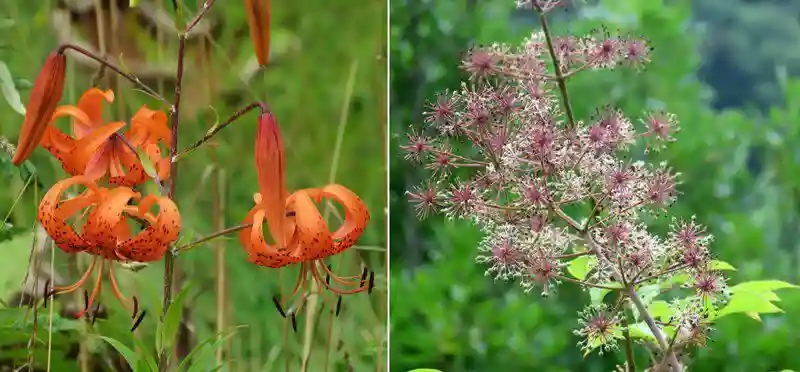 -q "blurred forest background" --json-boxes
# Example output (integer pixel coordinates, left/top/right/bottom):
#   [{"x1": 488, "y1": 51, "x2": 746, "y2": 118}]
[
  {"x1": 391, "y1": 0, "x2": 800, "y2": 371},
  {"x1": 0, "y1": 0, "x2": 386, "y2": 371}
]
